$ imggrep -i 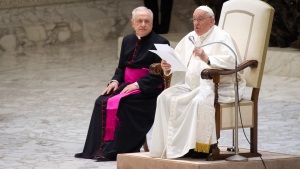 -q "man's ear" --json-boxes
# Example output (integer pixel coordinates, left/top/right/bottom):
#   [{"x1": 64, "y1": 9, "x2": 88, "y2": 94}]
[
  {"x1": 130, "y1": 19, "x2": 134, "y2": 27},
  {"x1": 209, "y1": 18, "x2": 215, "y2": 25}
]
